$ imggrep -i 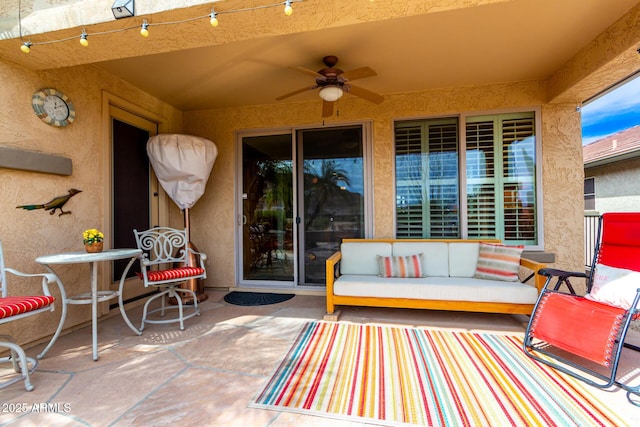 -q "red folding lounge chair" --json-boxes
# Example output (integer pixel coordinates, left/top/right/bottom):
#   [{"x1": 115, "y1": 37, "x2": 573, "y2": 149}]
[{"x1": 524, "y1": 212, "x2": 640, "y2": 406}]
